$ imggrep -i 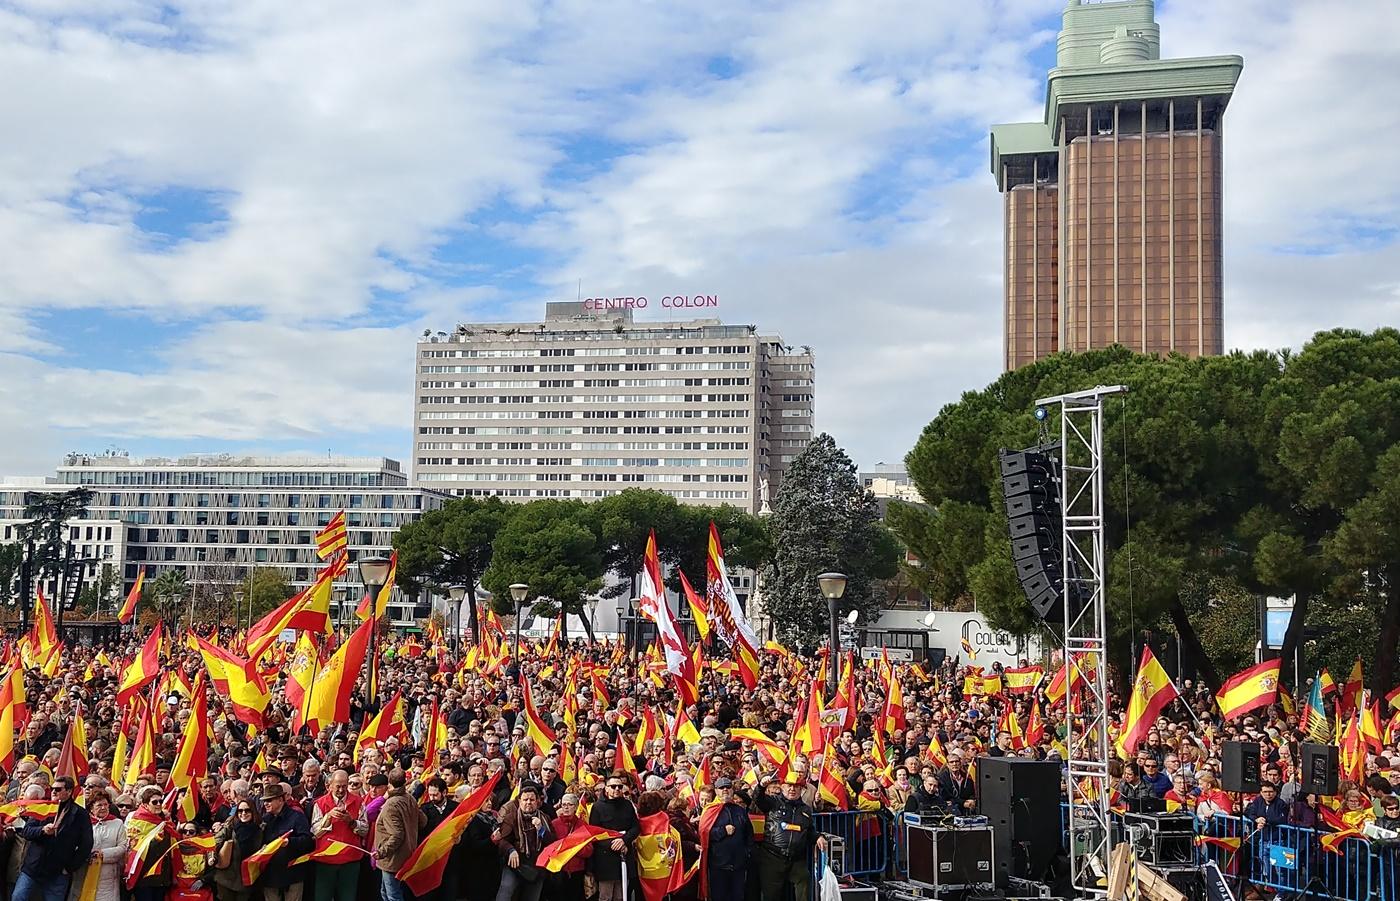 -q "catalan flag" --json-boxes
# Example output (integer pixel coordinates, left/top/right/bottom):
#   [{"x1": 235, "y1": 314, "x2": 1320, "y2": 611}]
[
  {"x1": 1215, "y1": 659, "x2": 1281, "y2": 721},
  {"x1": 396, "y1": 773, "x2": 500, "y2": 895},
  {"x1": 1115, "y1": 647, "x2": 1180, "y2": 759},
  {"x1": 315, "y1": 510, "x2": 348, "y2": 560},
  {"x1": 117, "y1": 621, "x2": 163, "y2": 706},
  {"x1": 537, "y1": 823, "x2": 621, "y2": 873},
  {"x1": 118, "y1": 567, "x2": 146, "y2": 624}
]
